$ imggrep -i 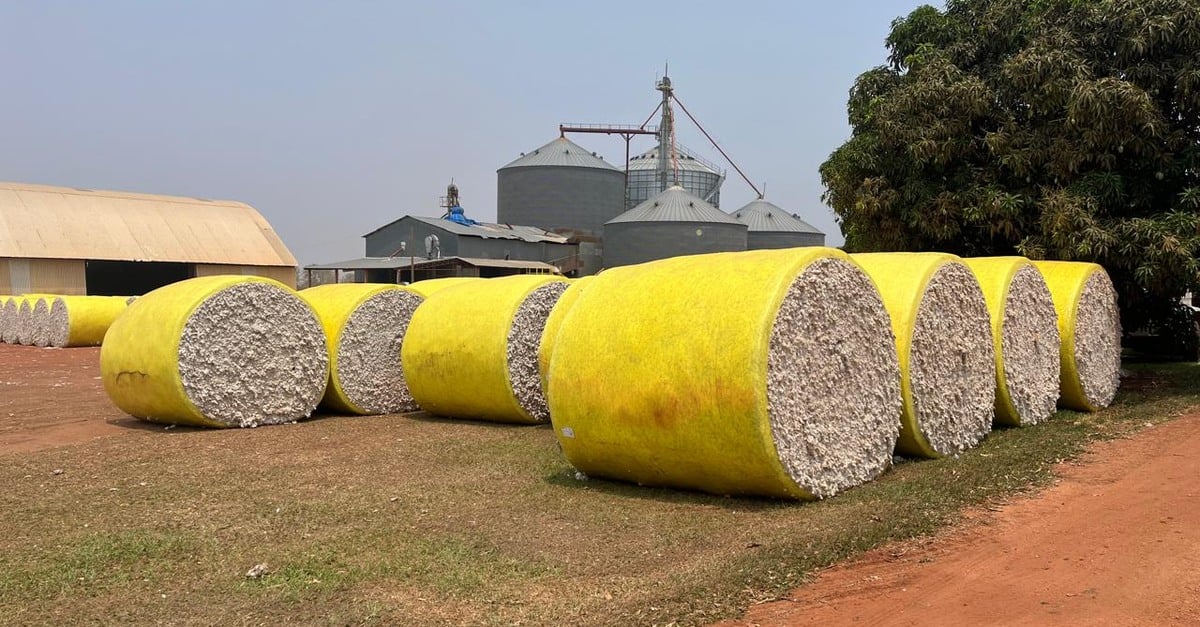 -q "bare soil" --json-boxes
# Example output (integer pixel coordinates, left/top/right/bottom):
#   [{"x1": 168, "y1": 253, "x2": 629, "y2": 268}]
[
  {"x1": 0, "y1": 345, "x2": 137, "y2": 455},
  {"x1": 727, "y1": 412, "x2": 1200, "y2": 626}
]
